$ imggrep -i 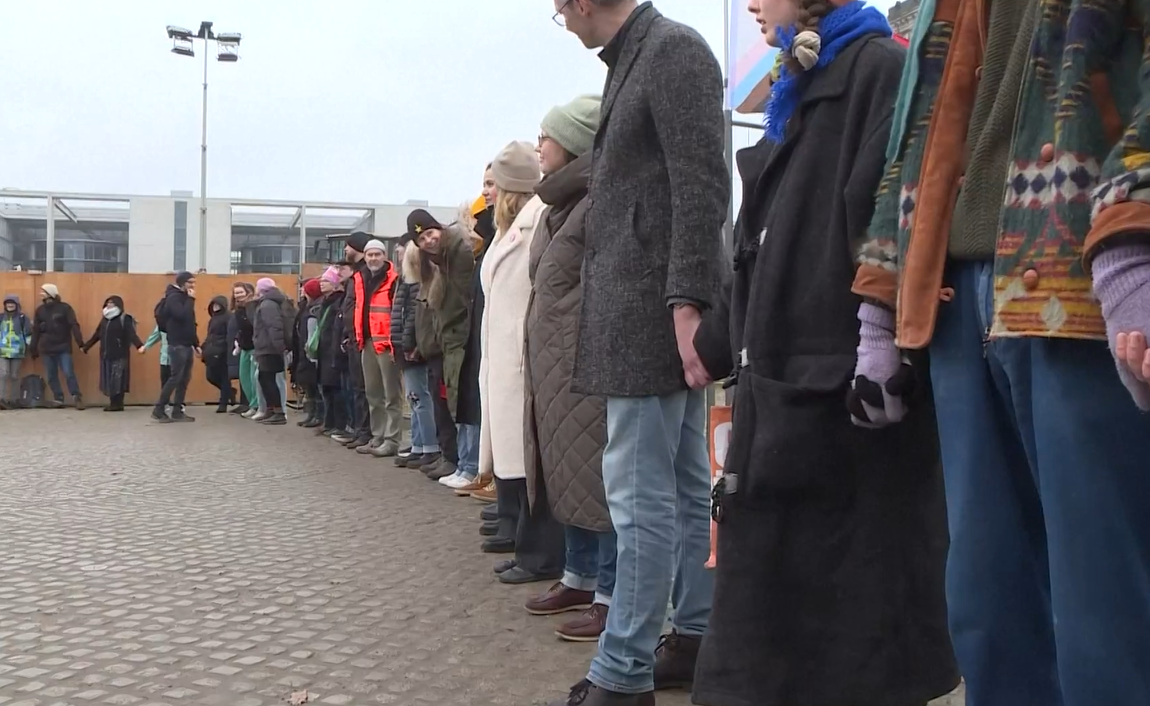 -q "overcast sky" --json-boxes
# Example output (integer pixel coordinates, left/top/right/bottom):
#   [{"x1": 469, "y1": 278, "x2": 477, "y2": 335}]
[{"x1": 0, "y1": 0, "x2": 895, "y2": 208}]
